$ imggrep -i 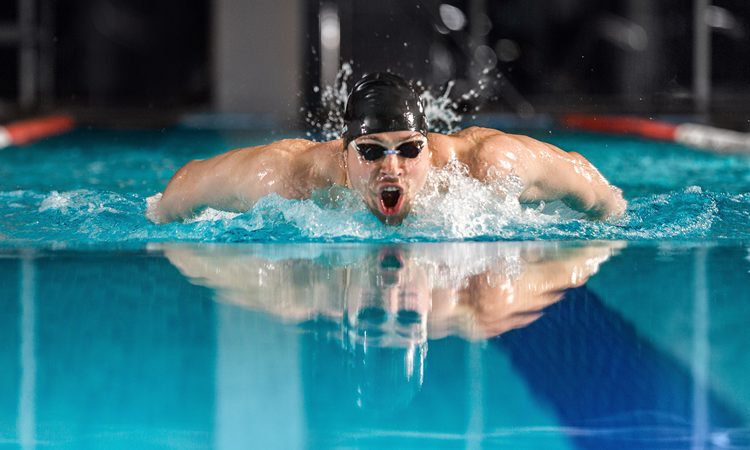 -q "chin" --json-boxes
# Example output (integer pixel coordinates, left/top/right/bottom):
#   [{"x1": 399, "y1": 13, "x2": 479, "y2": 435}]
[
  {"x1": 381, "y1": 213, "x2": 407, "y2": 225},
  {"x1": 369, "y1": 202, "x2": 410, "y2": 226}
]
